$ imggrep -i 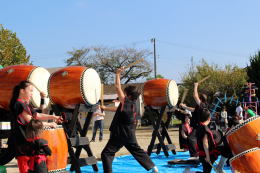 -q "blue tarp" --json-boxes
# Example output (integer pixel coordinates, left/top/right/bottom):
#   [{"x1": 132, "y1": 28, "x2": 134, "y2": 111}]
[{"x1": 67, "y1": 151, "x2": 232, "y2": 173}]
